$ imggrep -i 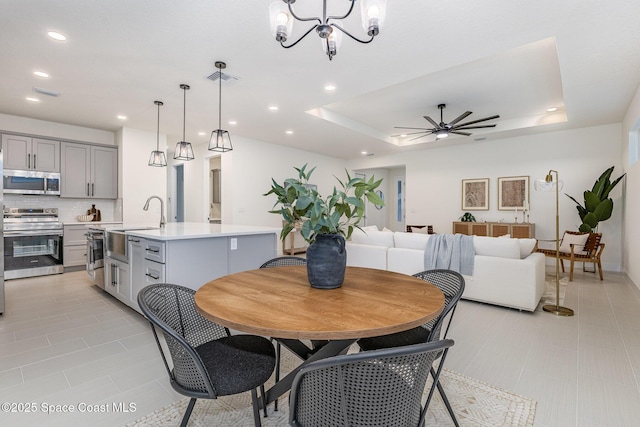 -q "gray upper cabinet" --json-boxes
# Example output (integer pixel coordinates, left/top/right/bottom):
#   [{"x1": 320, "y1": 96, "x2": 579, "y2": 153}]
[
  {"x1": 2, "y1": 134, "x2": 60, "y2": 172},
  {"x1": 60, "y1": 142, "x2": 117, "y2": 199}
]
